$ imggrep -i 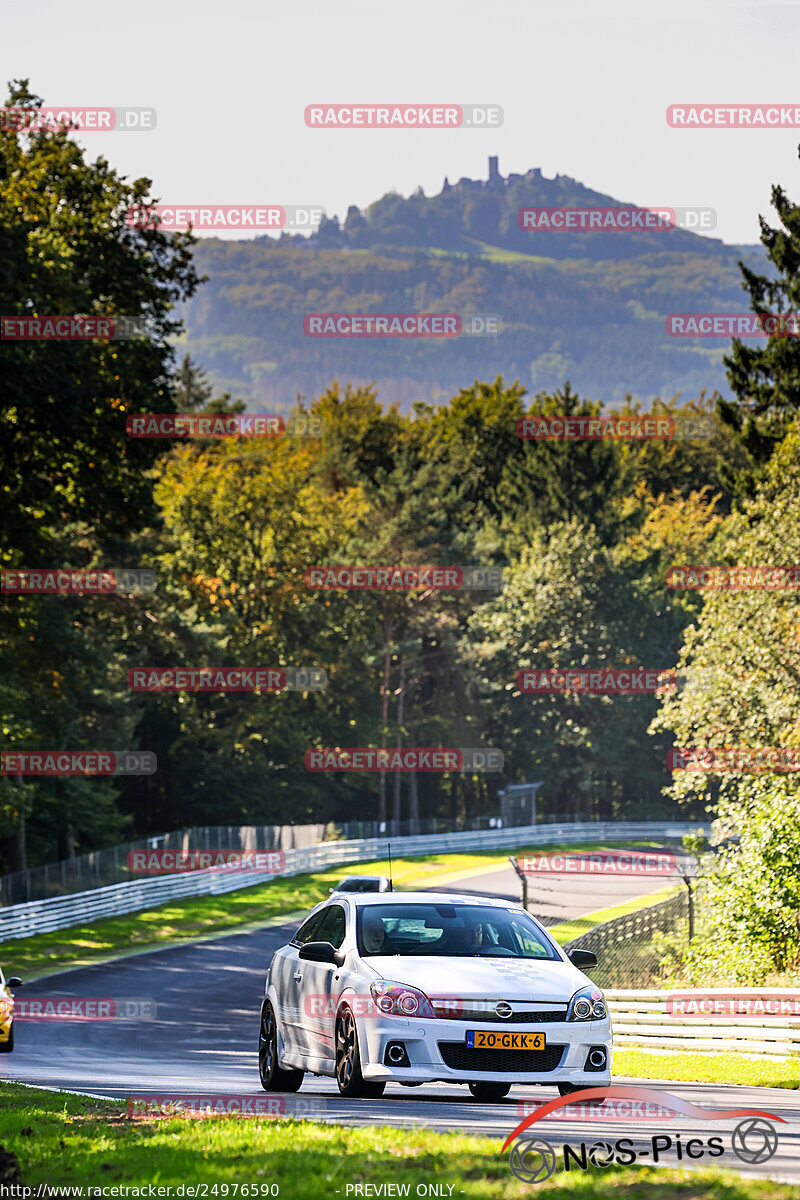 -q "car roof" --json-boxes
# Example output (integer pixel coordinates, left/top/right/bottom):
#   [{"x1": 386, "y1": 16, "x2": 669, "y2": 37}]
[{"x1": 339, "y1": 891, "x2": 520, "y2": 908}]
